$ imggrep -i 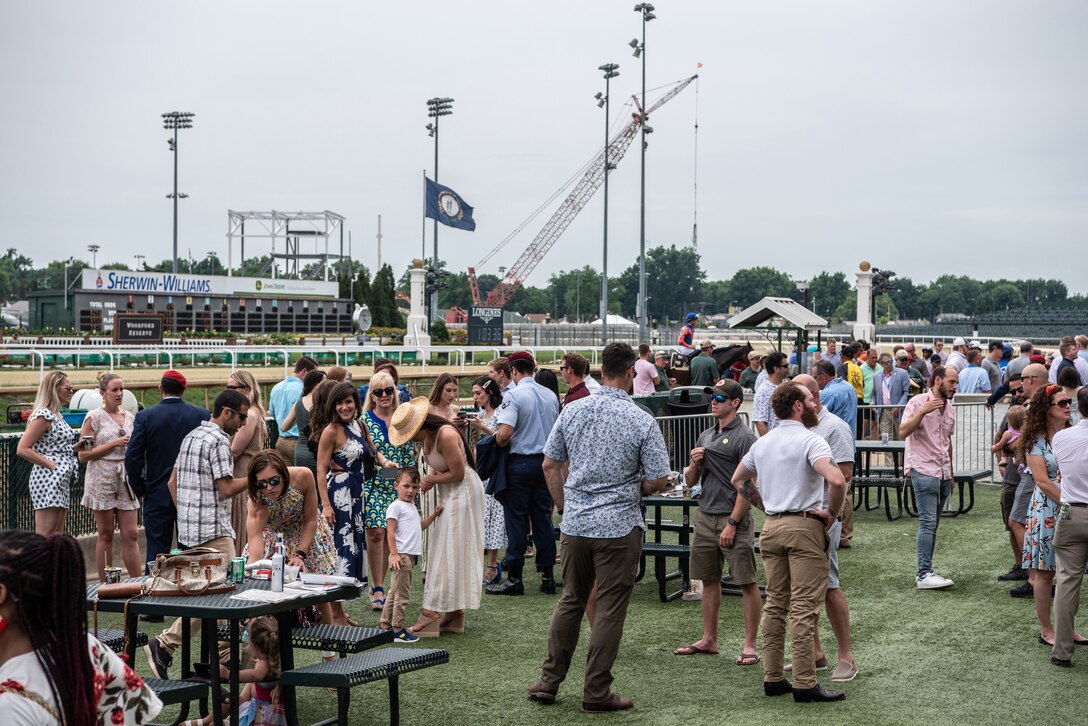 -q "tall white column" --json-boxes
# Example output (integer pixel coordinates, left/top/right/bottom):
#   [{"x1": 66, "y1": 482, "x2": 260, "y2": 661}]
[
  {"x1": 403, "y1": 258, "x2": 431, "y2": 347},
  {"x1": 854, "y1": 261, "x2": 875, "y2": 342}
]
